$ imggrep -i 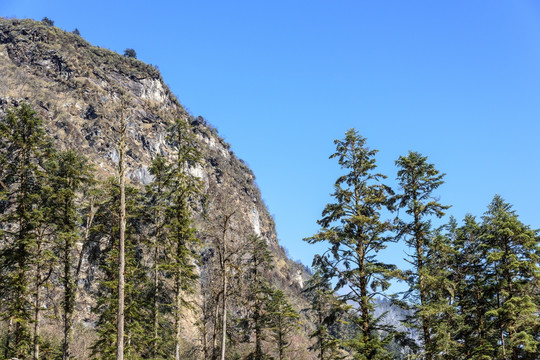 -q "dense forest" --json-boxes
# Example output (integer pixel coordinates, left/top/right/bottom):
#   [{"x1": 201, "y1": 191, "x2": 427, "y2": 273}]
[{"x1": 0, "y1": 103, "x2": 538, "y2": 360}]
